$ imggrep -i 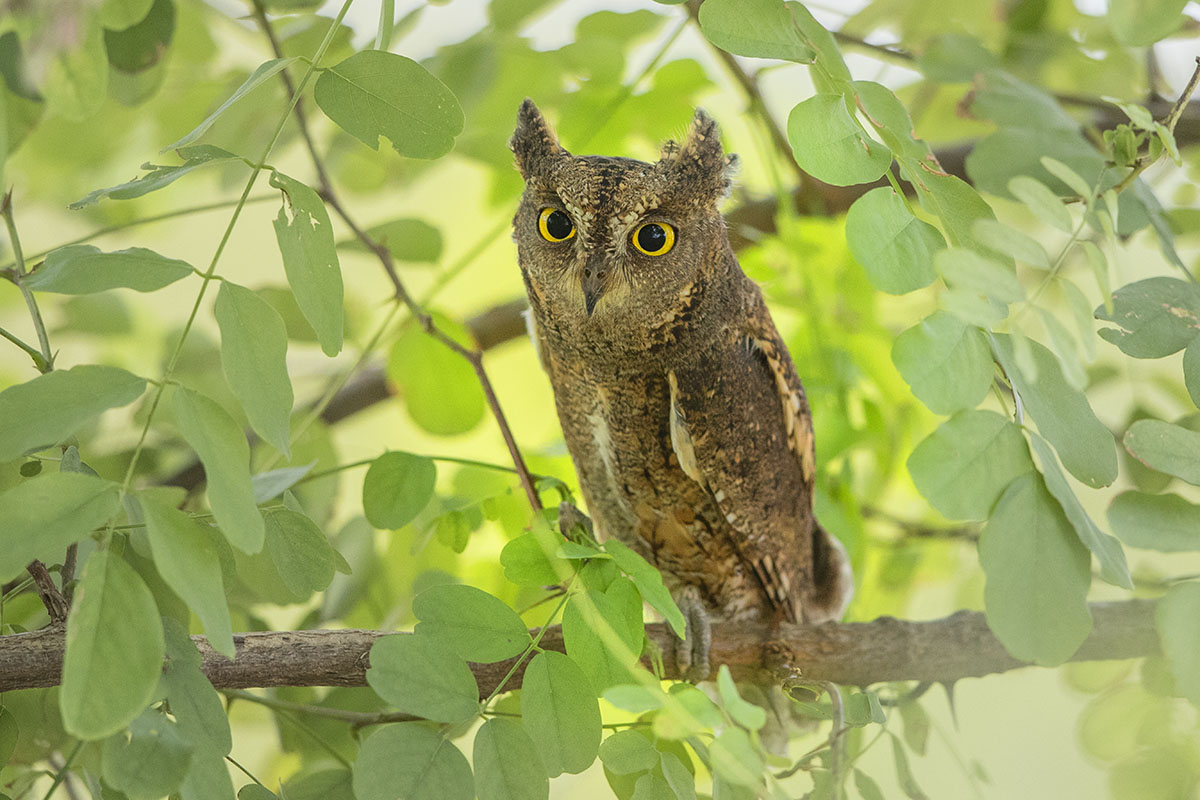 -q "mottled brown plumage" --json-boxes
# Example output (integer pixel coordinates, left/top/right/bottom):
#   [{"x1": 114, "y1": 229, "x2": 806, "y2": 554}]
[{"x1": 510, "y1": 100, "x2": 852, "y2": 675}]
